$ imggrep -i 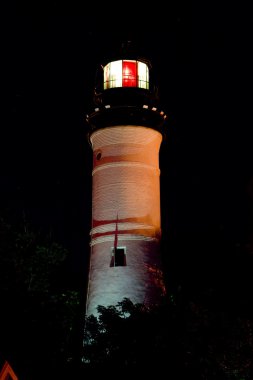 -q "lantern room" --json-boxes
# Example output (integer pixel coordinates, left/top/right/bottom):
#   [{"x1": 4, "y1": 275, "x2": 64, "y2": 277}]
[
  {"x1": 103, "y1": 60, "x2": 149, "y2": 90},
  {"x1": 86, "y1": 42, "x2": 167, "y2": 133}
]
